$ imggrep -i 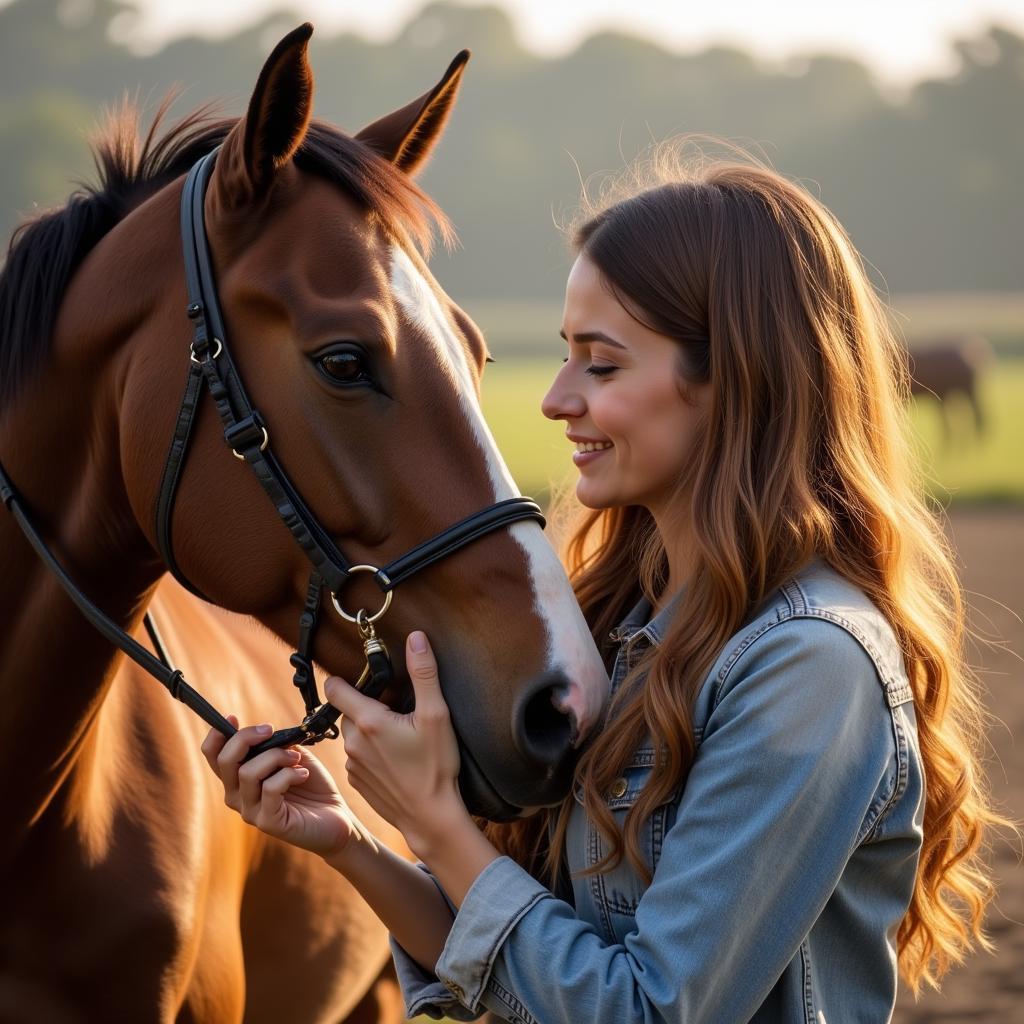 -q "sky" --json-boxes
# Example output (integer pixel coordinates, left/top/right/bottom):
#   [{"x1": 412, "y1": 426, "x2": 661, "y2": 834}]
[
  {"x1": 19, "y1": 0, "x2": 1024, "y2": 86},
  {"x1": 8, "y1": 0, "x2": 1024, "y2": 85}
]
